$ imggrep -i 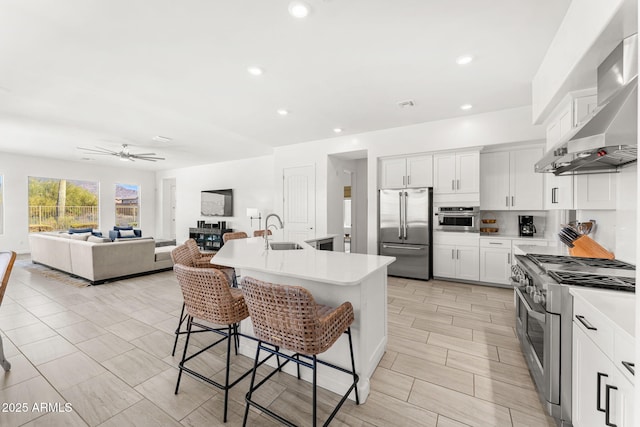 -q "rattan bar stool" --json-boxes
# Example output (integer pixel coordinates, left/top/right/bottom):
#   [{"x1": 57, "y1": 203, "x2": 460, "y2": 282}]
[
  {"x1": 0, "y1": 251, "x2": 16, "y2": 372},
  {"x1": 241, "y1": 277, "x2": 359, "y2": 427},
  {"x1": 222, "y1": 231, "x2": 248, "y2": 243},
  {"x1": 170, "y1": 243, "x2": 238, "y2": 358},
  {"x1": 174, "y1": 264, "x2": 275, "y2": 423}
]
